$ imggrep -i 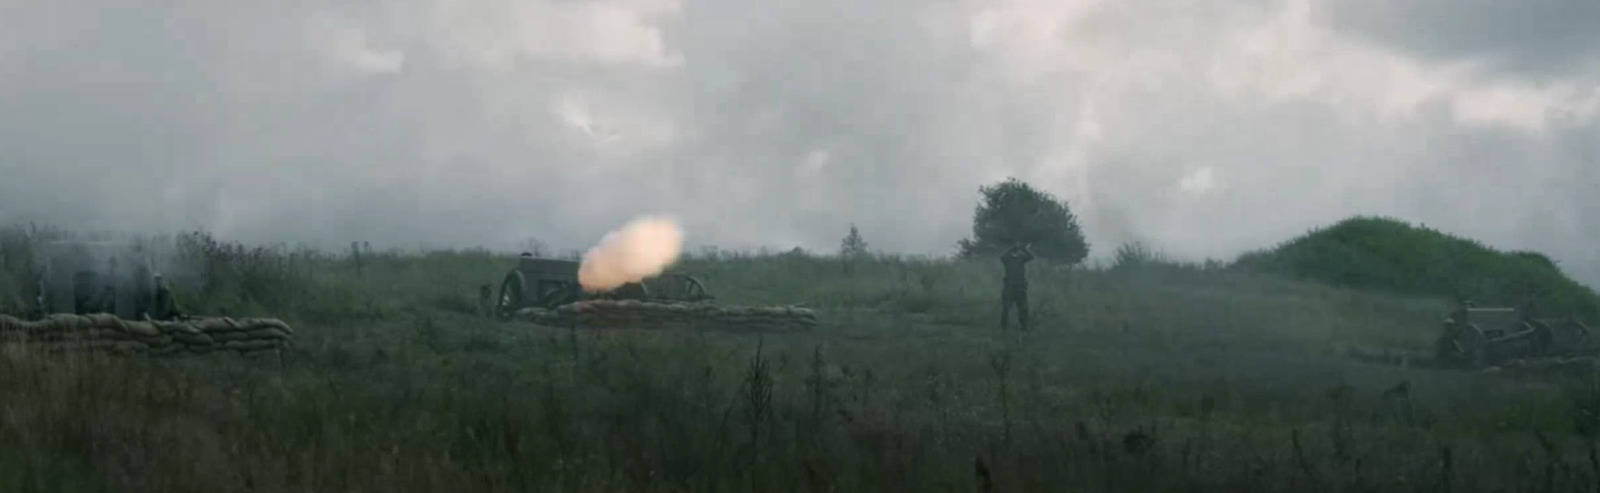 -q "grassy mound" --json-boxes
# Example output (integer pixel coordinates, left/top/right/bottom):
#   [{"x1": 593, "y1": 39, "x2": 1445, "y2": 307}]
[{"x1": 1233, "y1": 216, "x2": 1600, "y2": 322}]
